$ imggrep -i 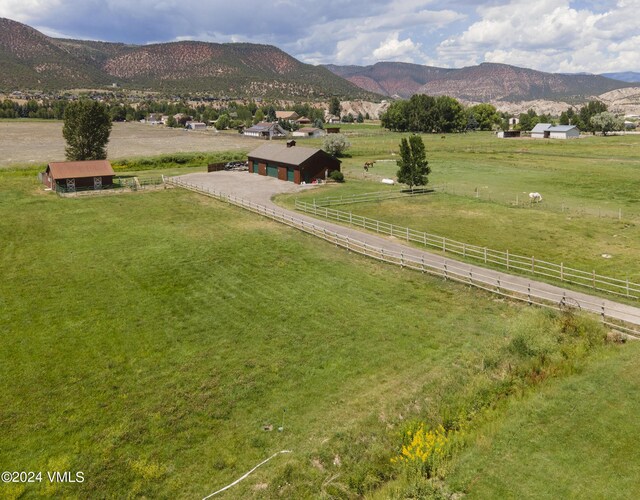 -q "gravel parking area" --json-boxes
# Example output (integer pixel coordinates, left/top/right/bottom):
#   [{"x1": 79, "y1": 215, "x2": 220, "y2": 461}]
[{"x1": 174, "y1": 170, "x2": 319, "y2": 205}]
